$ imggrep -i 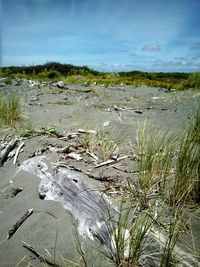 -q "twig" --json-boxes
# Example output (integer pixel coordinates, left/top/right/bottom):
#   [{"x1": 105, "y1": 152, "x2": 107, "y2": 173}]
[
  {"x1": 59, "y1": 132, "x2": 81, "y2": 140},
  {"x1": 55, "y1": 163, "x2": 110, "y2": 181},
  {"x1": 78, "y1": 128, "x2": 97, "y2": 134},
  {"x1": 0, "y1": 138, "x2": 18, "y2": 167},
  {"x1": 7, "y1": 209, "x2": 33, "y2": 239},
  {"x1": 113, "y1": 165, "x2": 139, "y2": 174},
  {"x1": 22, "y1": 241, "x2": 61, "y2": 267},
  {"x1": 13, "y1": 141, "x2": 25, "y2": 165},
  {"x1": 86, "y1": 150, "x2": 99, "y2": 161},
  {"x1": 94, "y1": 155, "x2": 131, "y2": 168}
]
